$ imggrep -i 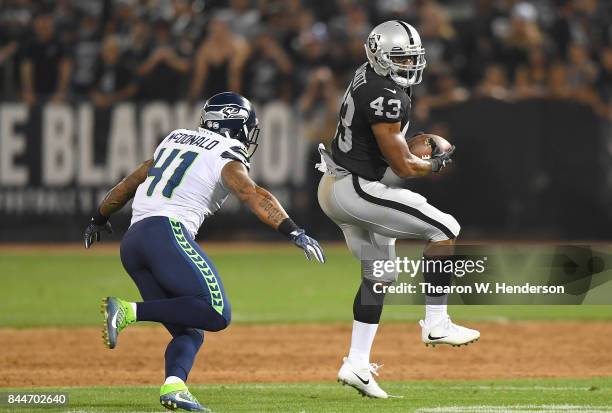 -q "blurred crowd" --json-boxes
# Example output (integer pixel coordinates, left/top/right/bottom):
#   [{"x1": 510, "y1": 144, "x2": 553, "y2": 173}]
[{"x1": 1, "y1": 0, "x2": 612, "y2": 132}]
